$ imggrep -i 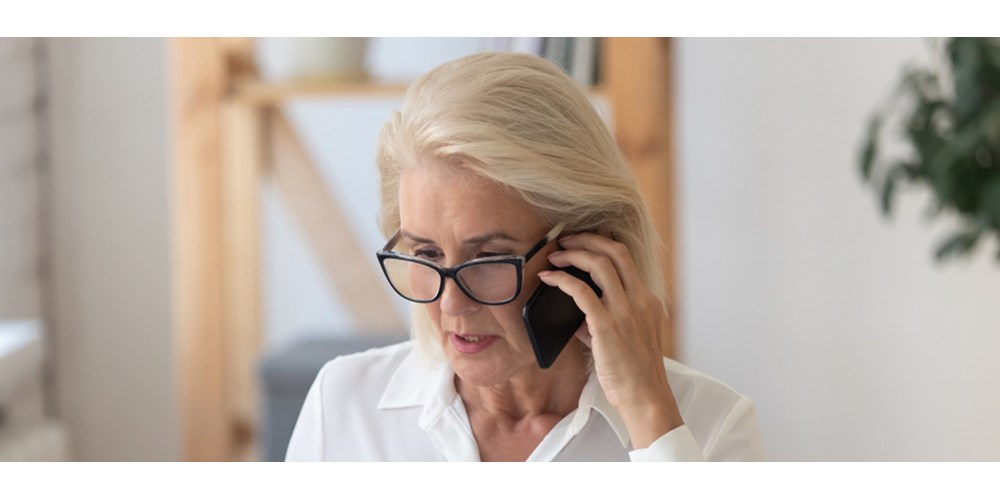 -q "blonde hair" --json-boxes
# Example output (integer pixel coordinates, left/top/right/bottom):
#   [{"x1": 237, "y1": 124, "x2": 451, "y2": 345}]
[{"x1": 376, "y1": 52, "x2": 666, "y2": 357}]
